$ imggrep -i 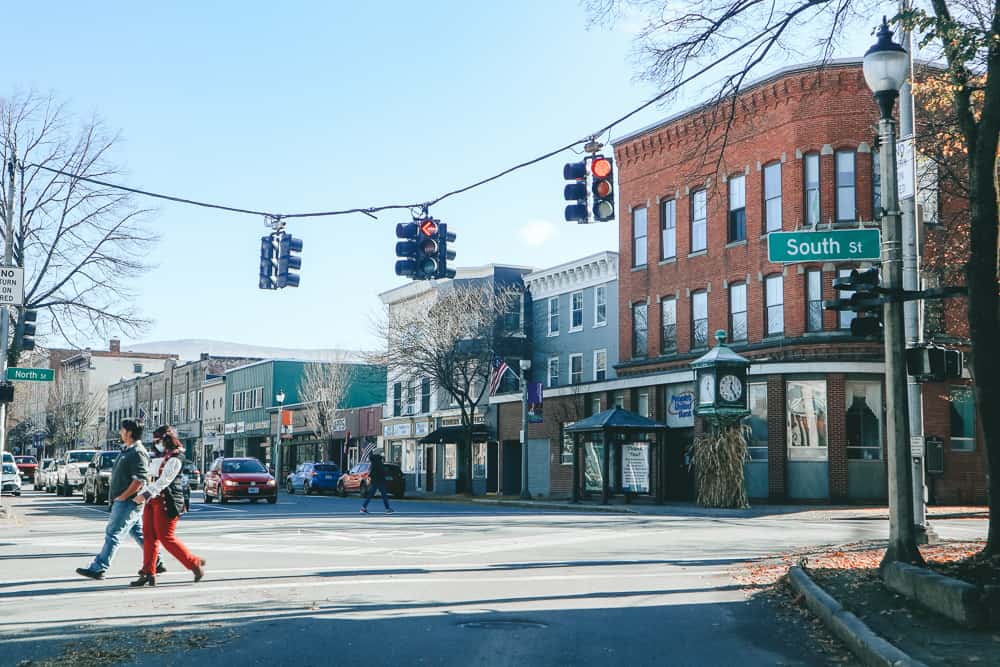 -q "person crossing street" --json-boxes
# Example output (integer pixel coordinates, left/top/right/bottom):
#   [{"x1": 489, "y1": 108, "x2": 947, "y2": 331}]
[{"x1": 360, "y1": 451, "x2": 393, "y2": 514}]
